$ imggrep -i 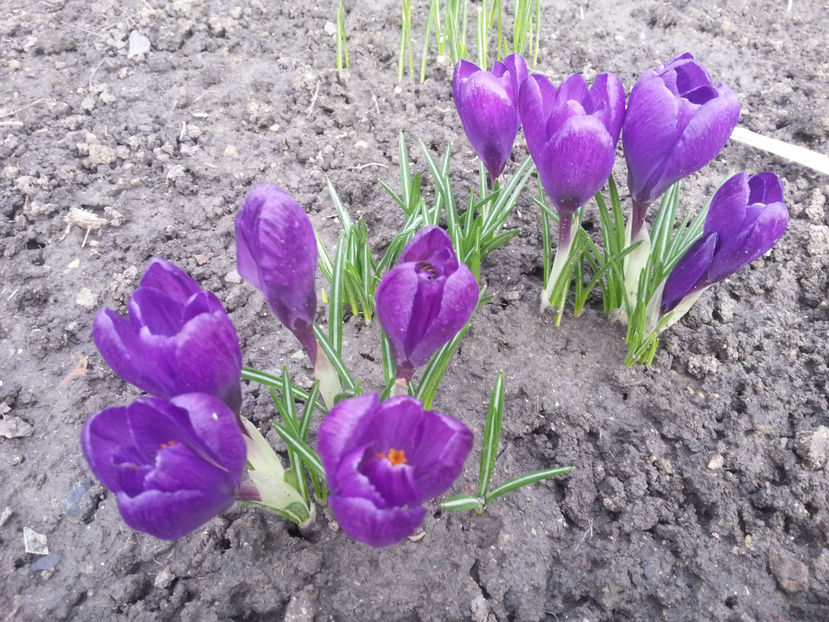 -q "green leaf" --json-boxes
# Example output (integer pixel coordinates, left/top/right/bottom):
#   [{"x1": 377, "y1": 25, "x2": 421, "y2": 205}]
[
  {"x1": 477, "y1": 371, "x2": 504, "y2": 498},
  {"x1": 313, "y1": 323, "x2": 356, "y2": 391},
  {"x1": 271, "y1": 422, "x2": 325, "y2": 479},
  {"x1": 299, "y1": 381, "x2": 320, "y2": 441},
  {"x1": 241, "y1": 367, "x2": 323, "y2": 410},
  {"x1": 329, "y1": 231, "x2": 348, "y2": 351},
  {"x1": 441, "y1": 494, "x2": 485, "y2": 512},
  {"x1": 485, "y1": 466, "x2": 574, "y2": 504}
]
